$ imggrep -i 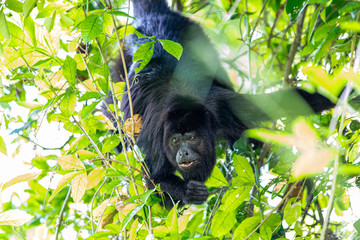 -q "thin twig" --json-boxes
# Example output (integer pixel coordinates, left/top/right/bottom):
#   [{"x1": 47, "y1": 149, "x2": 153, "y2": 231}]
[
  {"x1": 284, "y1": 6, "x2": 308, "y2": 85},
  {"x1": 55, "y1": 186, "x2": 72, "y2": 240}
]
